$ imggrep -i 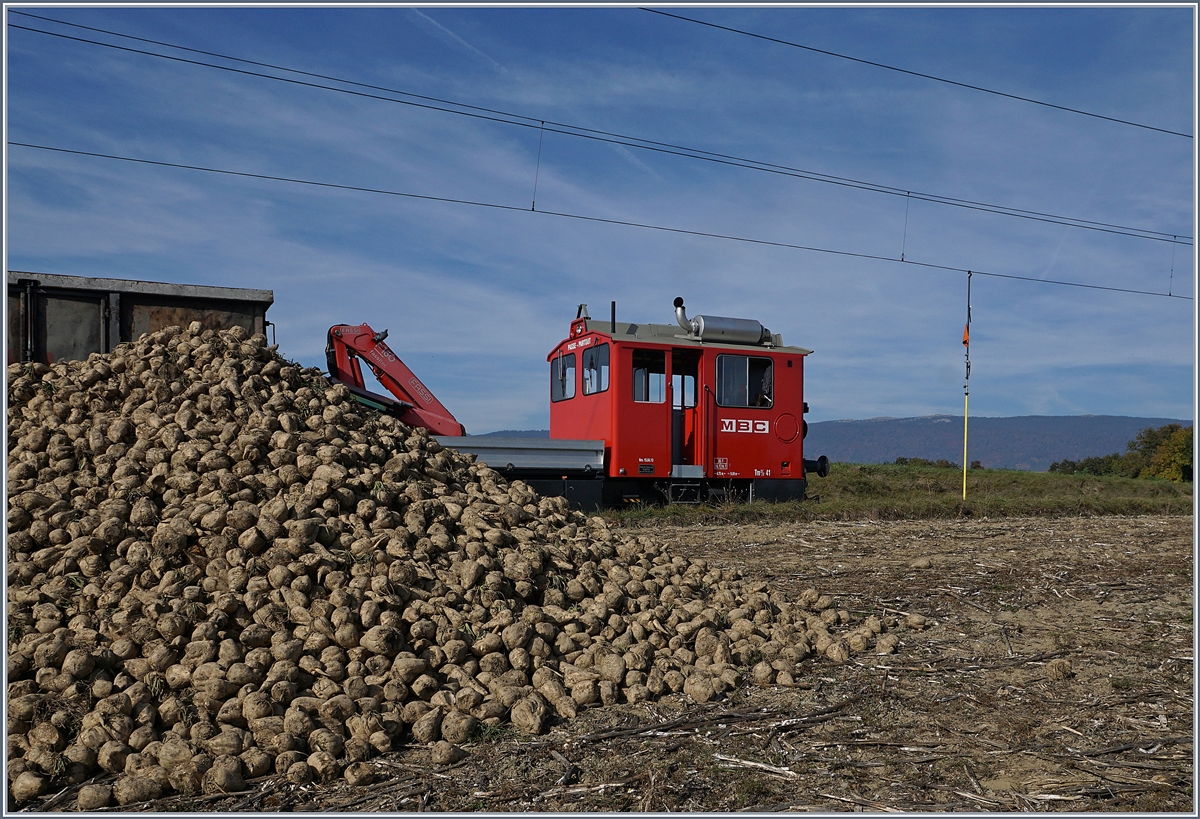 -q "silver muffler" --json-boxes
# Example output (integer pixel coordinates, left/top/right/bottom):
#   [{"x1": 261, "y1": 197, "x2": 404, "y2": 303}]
[{"x1": 673, "y1": 296, "x2": 771, "y2": 345}]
